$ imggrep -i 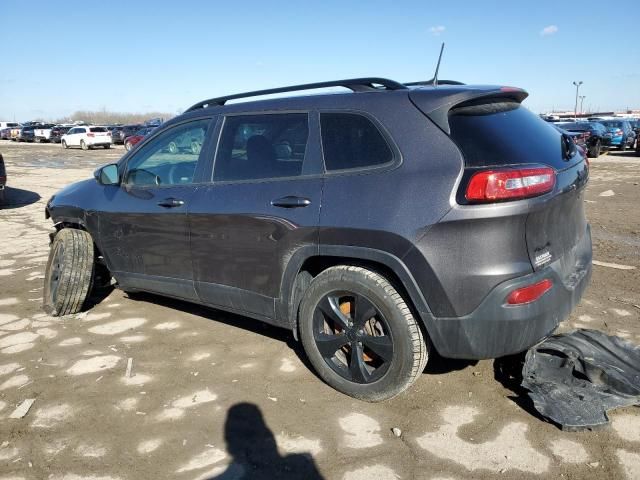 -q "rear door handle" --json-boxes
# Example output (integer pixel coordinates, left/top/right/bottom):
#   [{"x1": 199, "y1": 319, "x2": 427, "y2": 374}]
[
  {"x1": 157, "y1": 197, "x2": 185, "y2": 208},
  {"x1": 271, "y1": 196, "x2": 311, "y2": 208}
]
